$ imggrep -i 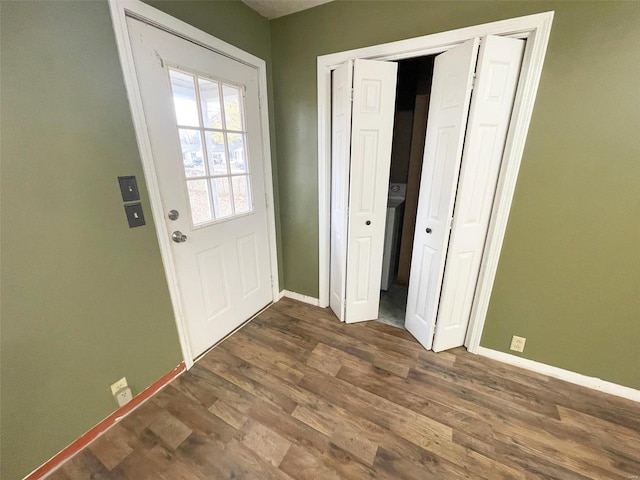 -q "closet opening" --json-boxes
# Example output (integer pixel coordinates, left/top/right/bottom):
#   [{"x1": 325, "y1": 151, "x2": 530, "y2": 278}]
[
  {"x1": 378, "y1": 56, "x2": 434, "y2": 329},
  {"x1": 320, "y1": 12, "x2": 553, "y2": 353}
]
